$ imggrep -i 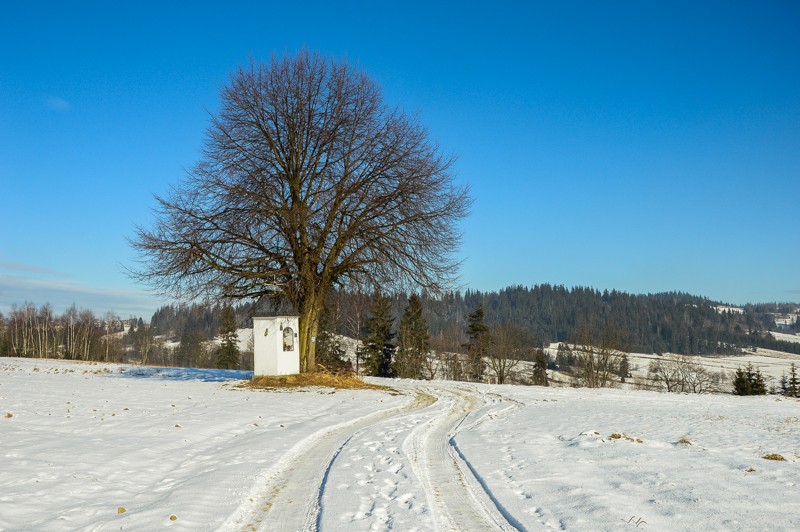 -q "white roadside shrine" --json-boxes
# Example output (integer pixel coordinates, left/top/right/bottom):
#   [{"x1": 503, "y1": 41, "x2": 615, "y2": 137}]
[{"x1": 252, "y1": 297, "x2": 300, "y2": 376}]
